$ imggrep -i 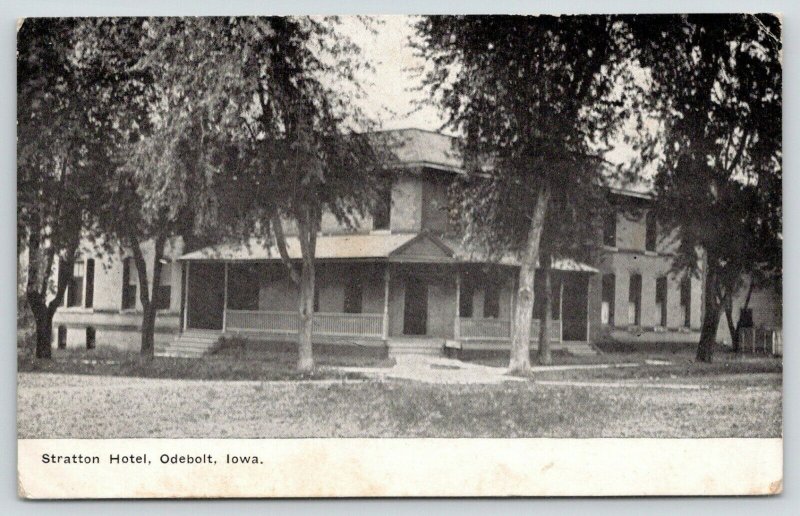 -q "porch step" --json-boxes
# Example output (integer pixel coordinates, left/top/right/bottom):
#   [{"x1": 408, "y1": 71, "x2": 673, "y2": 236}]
[
  {"x1": 556, "y1": 341, "x2": 599, "y2": 356},
  {"x1": 388, "y1": 338, "x2": 445, "y2": 357},
  {"x1": 155, "y1": 330, "x2": 222, "y2": 358}
]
